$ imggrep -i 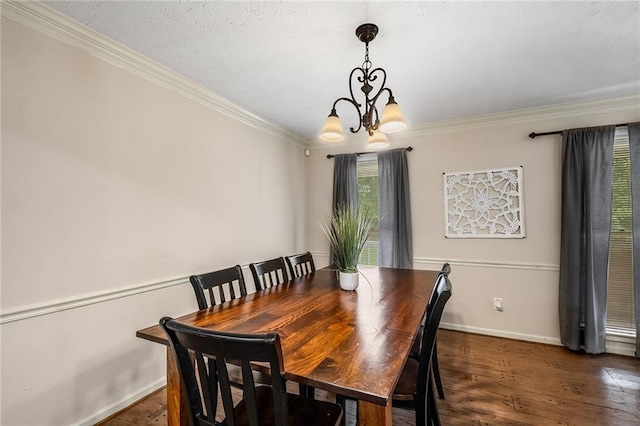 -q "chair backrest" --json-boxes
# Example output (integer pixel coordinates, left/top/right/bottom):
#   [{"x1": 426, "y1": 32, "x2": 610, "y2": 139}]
[
  {"x1": 416, "y1": 273, "x2": 452, "y2": 401},
  {"x1": 250, "y1": 257, "x2": 289, "y2": 290},
  {"x1": 417, "y1": 263, "x2": 452, "y2": 331},
  {"x1": 189, "y1": 265, "x2": 247, "y2": 310},
  {"x1": 440, "y1": 262, "x2": 451, "y2": 277},
  {"x1": 285, "y1": 252, "x2": 316, "y2": 278},
  {"x1": 426, "y1": 262, "x2": 451, "y2": 308},
  {"x1": 161, "y1": 317, "x2": 290, "y2": 426}
]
